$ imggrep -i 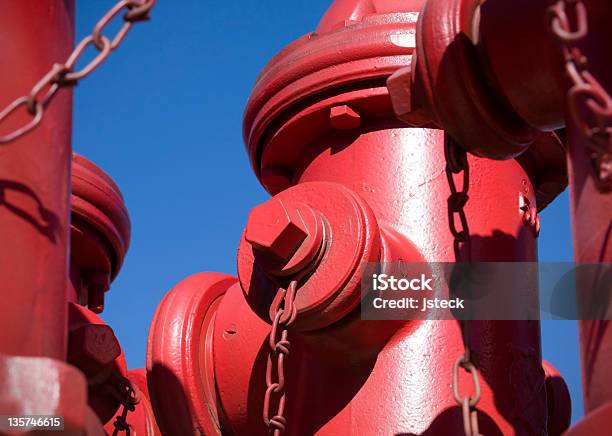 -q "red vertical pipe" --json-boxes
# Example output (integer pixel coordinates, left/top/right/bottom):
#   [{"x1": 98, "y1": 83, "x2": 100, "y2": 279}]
[
  {"x1": 566, "y1": 3, "x2": 612, "y2": 407},
  {"x1": 0, "y1": 1, "x2": 75, "y2": 359},
  {"x1": 435, "y1": 0, "x2": 612, "y2": 421},
  {"x1": 568, "y1": 129, "x2": 612, "y2": 414}
]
